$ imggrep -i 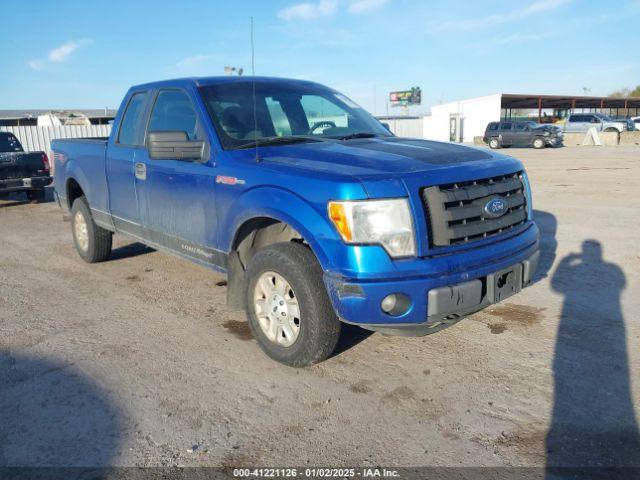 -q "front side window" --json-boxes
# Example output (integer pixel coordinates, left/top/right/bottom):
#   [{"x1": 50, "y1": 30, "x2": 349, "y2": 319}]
[
  {"x1": 118, "y1": 91, "x2": 148, "y2": 146},
  {"x1": 515, "y1": 123, "x2": 526, "y2": 131},
  {"x1": 148, "y1": 90, "x2": 199, "y2": 140},
  {"x1": 199, "y1": 81, "x2": 391, "y2": 149}
]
